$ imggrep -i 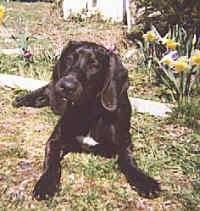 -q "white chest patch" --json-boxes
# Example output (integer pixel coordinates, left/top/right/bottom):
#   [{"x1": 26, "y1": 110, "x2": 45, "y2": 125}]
[{"x1": 76, "y1": 136, "x2": 98, "y2": 146}]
